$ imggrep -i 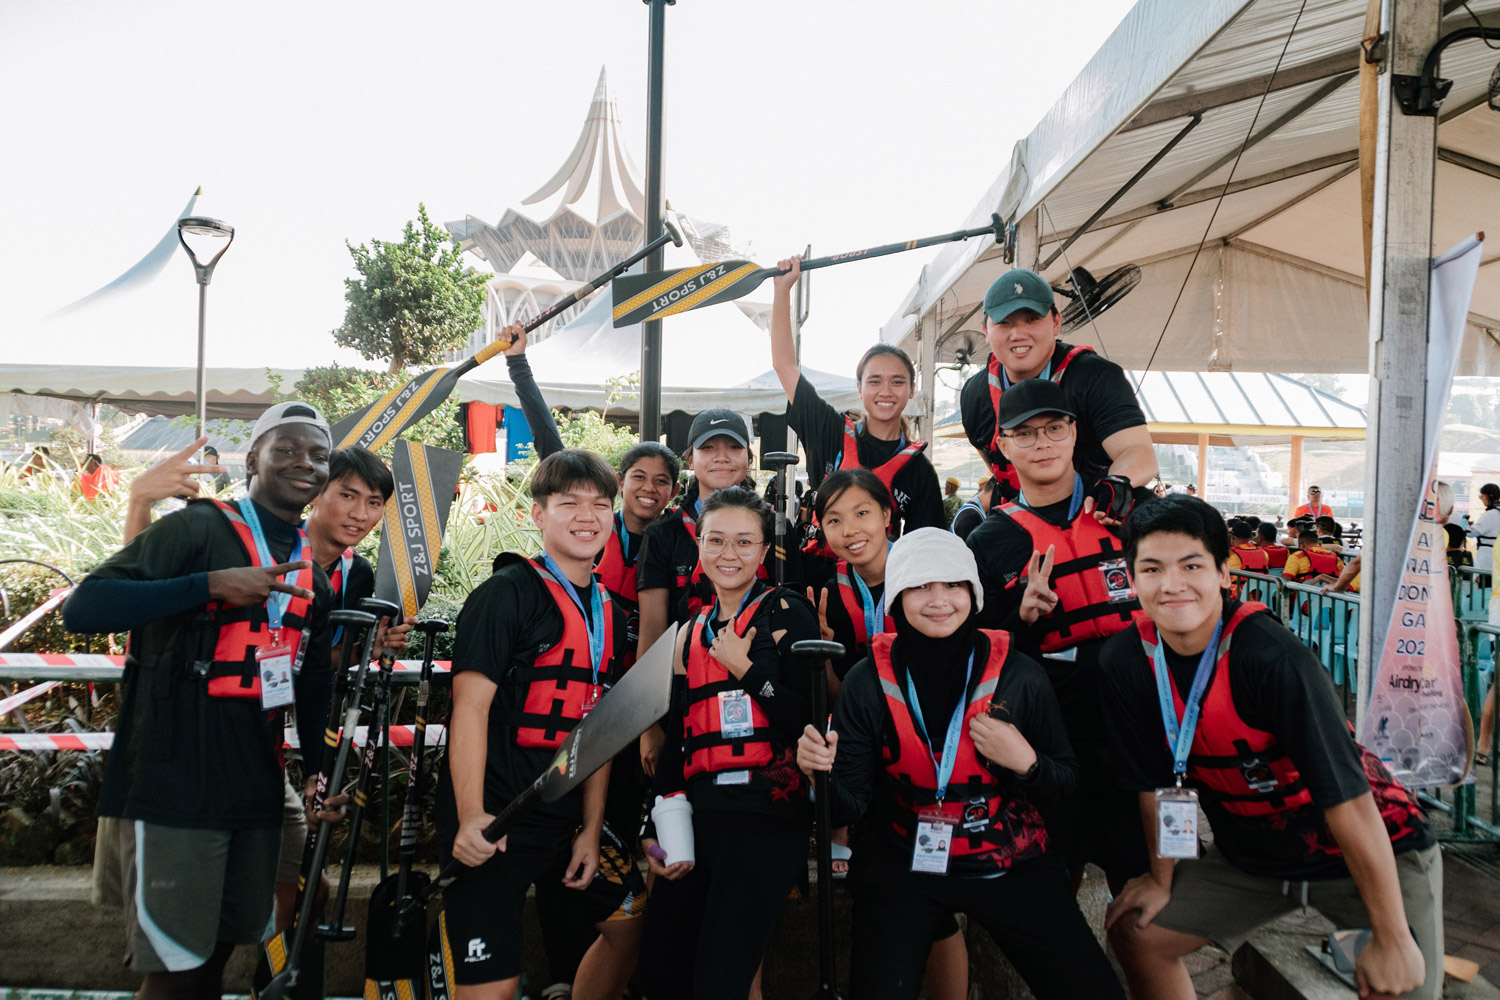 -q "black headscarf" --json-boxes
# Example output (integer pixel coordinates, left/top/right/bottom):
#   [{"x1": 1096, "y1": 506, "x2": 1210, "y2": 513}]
[{"x1": 889, "y1": 586, "x2": 979, "y2": 747}]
